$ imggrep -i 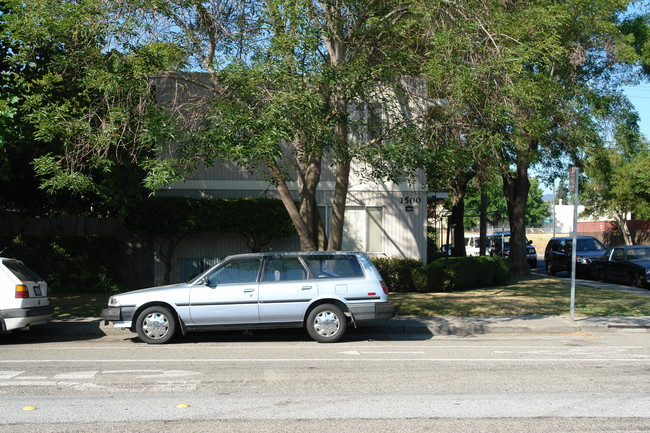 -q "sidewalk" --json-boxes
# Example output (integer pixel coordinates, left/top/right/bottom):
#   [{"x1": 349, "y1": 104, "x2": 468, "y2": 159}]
[
  {"x1": 376, "y1": 315, "x2": 650, "y2": 336},
  {"x1": 46, "y1": 314, "x2": 650, "y2": 338}
]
